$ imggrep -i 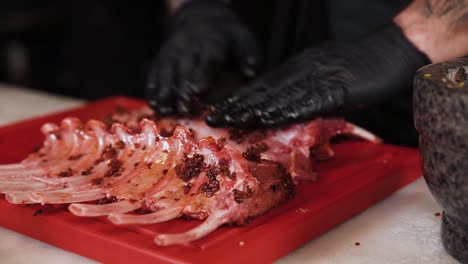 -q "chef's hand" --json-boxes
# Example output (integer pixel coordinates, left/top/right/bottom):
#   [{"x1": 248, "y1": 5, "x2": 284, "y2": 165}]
[
  {"x1": 207, "y1": 0, "x2": 468, "y2": 128},
  {"x1": 206, "y1": 23, "x2": 430, "y2": 128},
  {"x1": 146, "y1": 0, "x2": 259, "y2": 116}
]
